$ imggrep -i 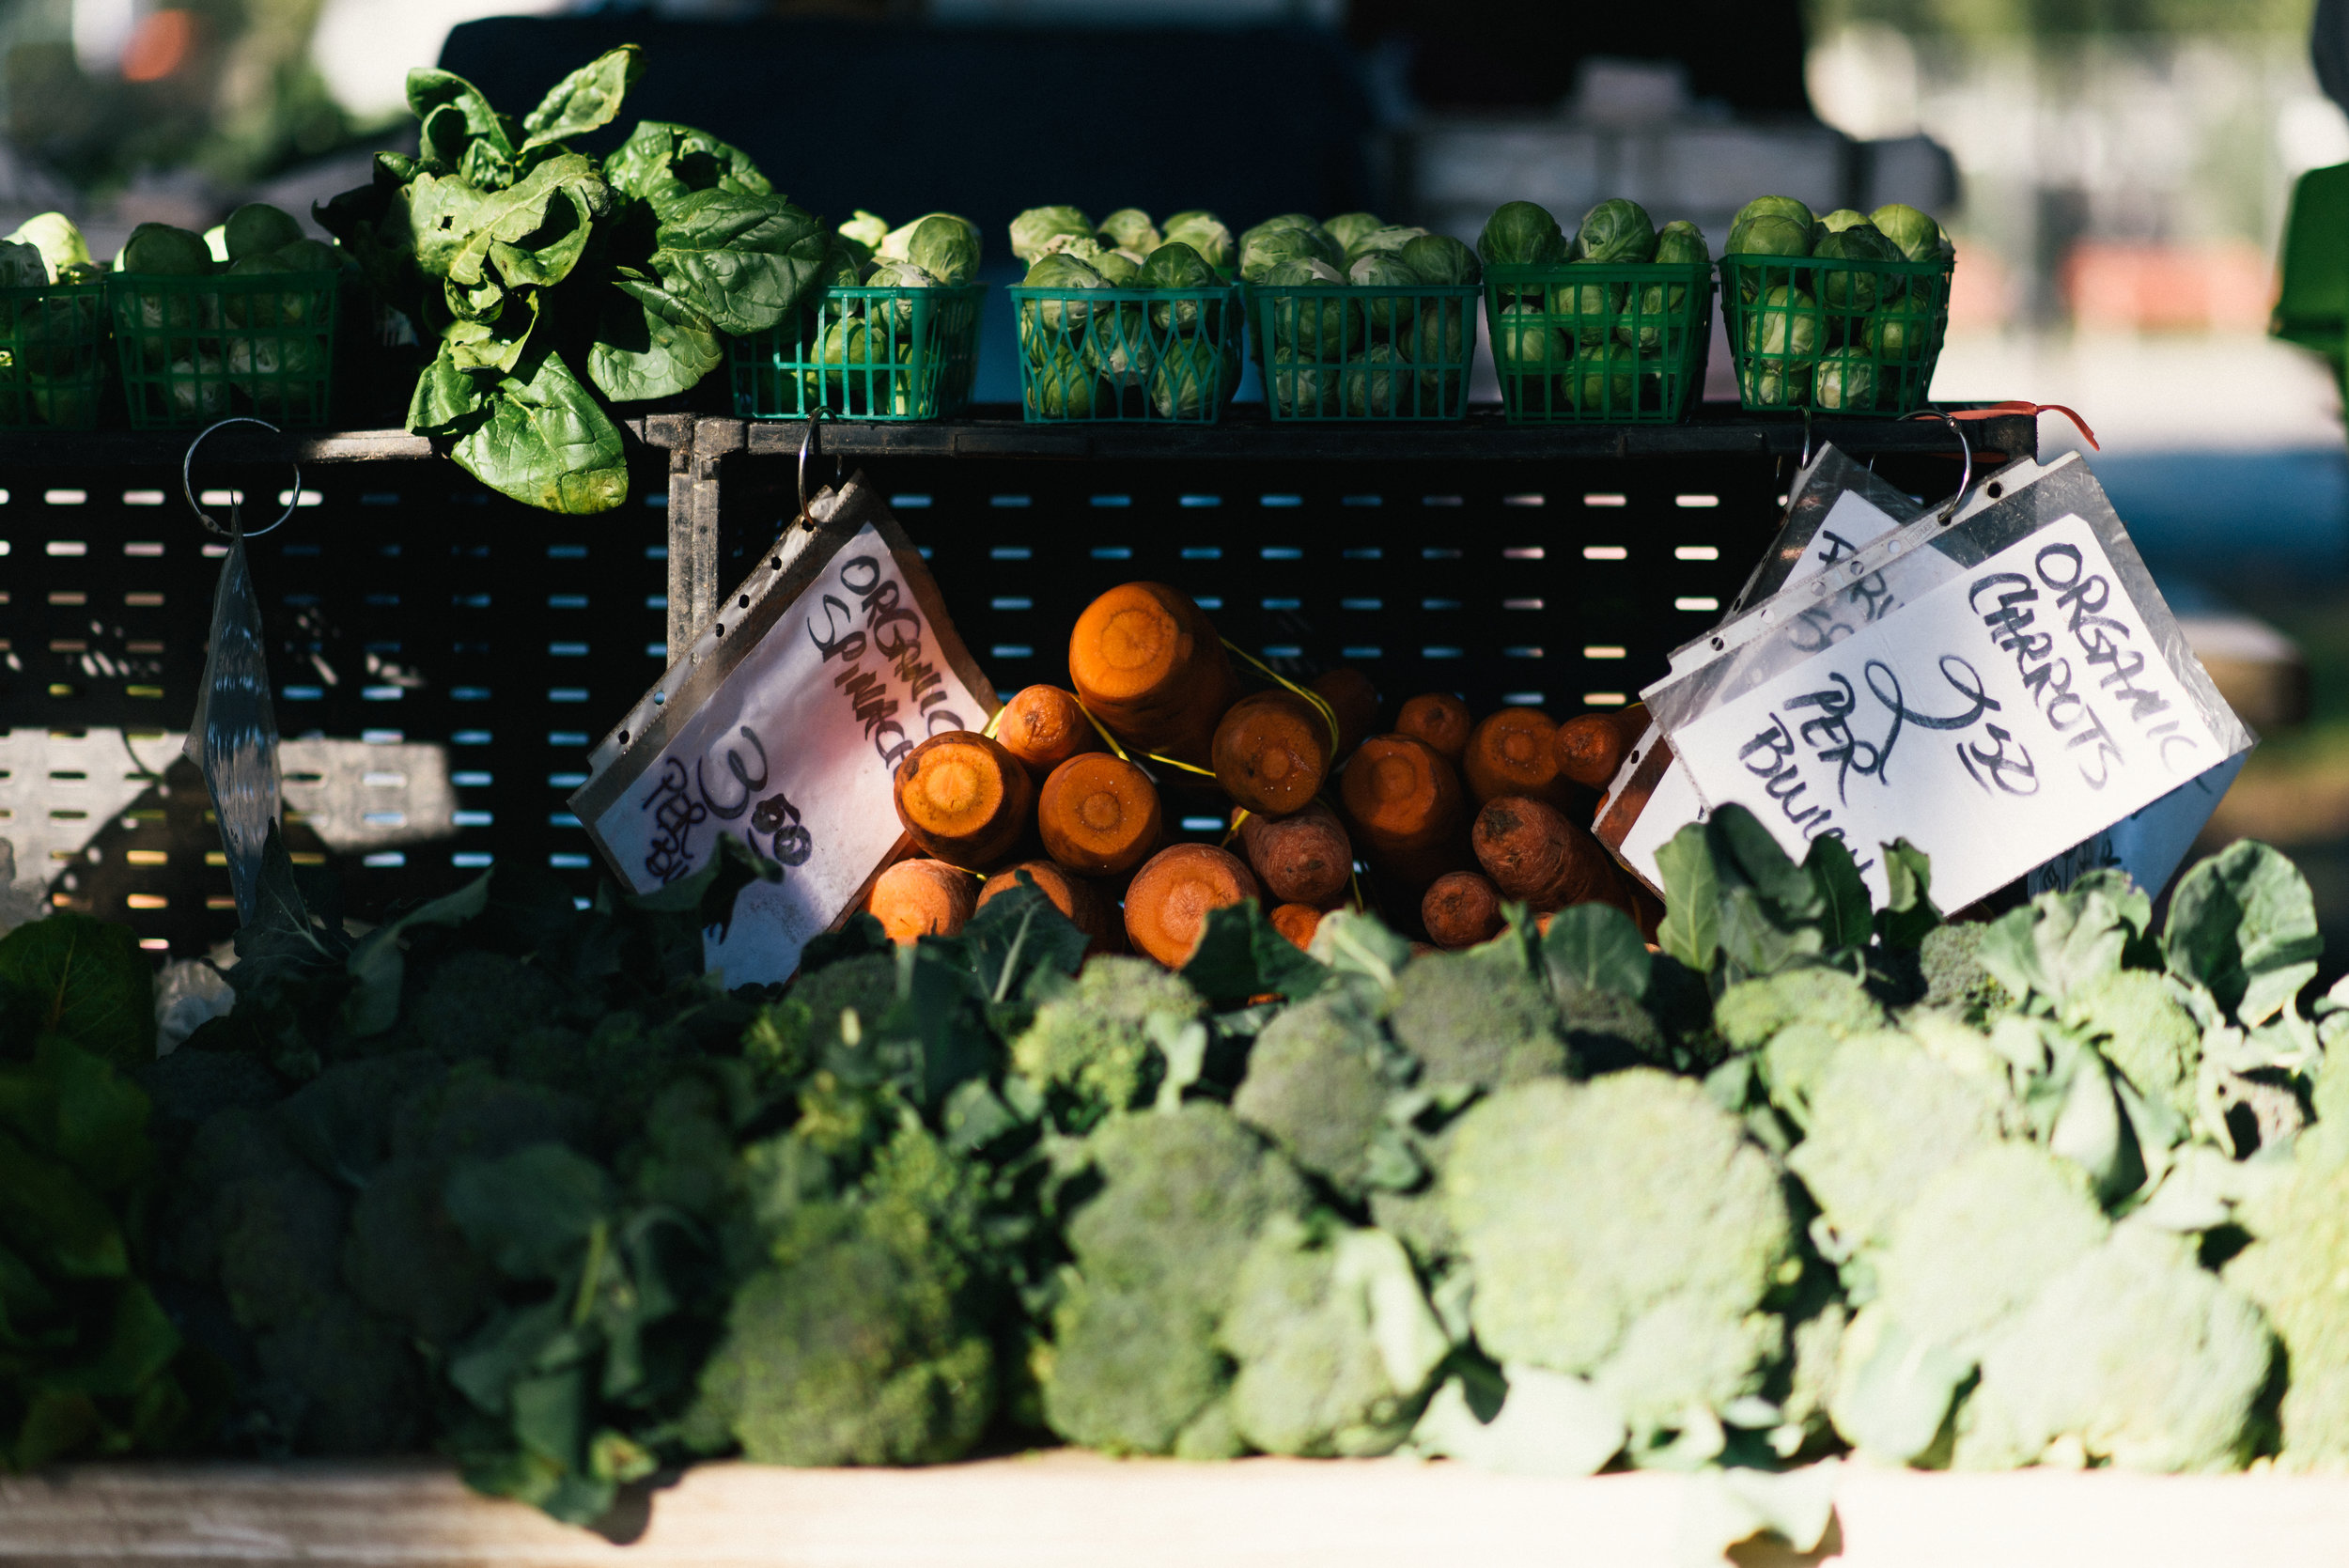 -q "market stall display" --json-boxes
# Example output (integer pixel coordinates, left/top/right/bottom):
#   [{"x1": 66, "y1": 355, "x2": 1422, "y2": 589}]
[{"x1": 0, "y1": 214, "x2": 108, "y2": 431}]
